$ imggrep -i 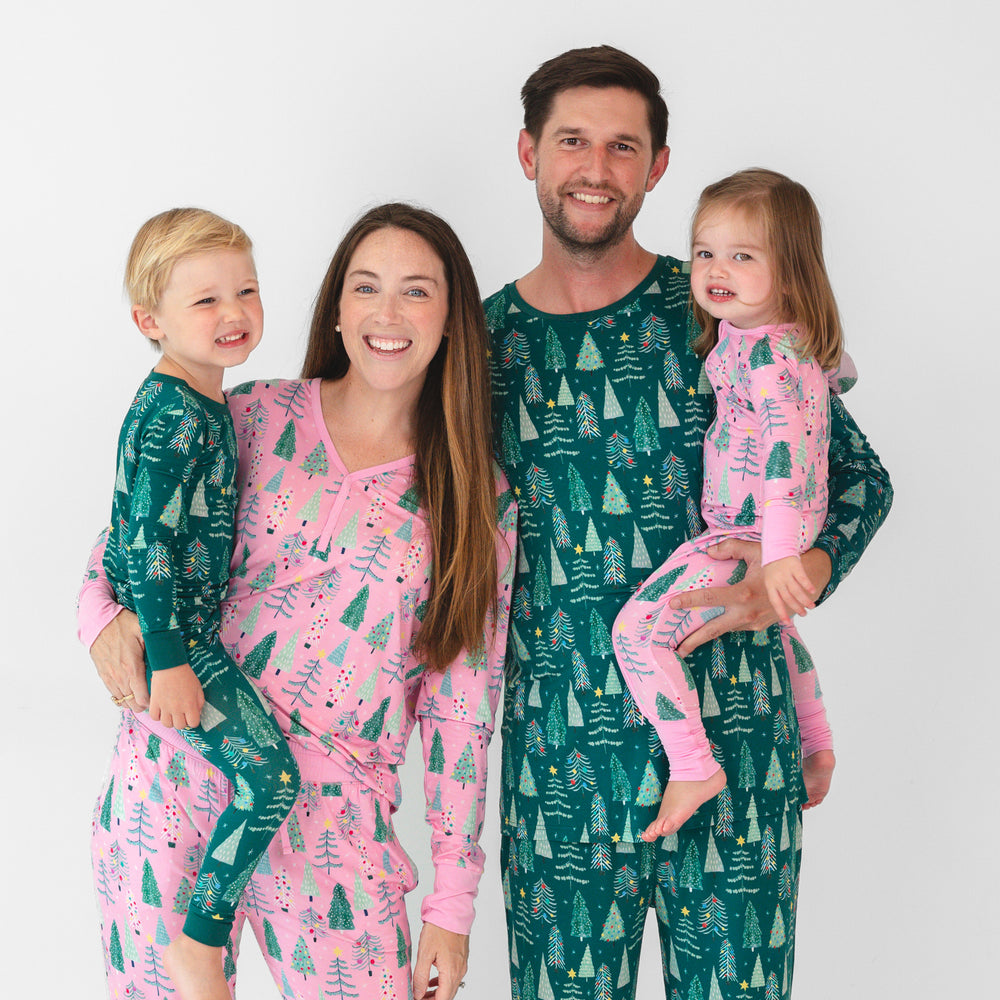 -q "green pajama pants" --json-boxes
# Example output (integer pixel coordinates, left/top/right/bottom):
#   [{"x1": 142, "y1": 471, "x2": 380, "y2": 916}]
[
  {"x1": 158, "y1": 631, "x2": 301, "y2": 946},
  {"x1": 501, "y1": 800, "x2": 802, "y2": 1000}
]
